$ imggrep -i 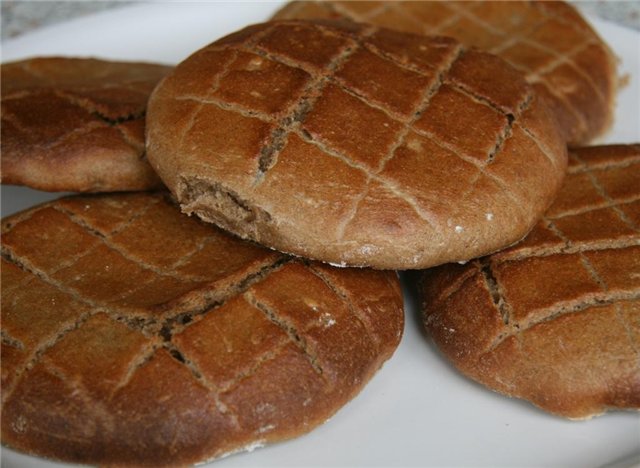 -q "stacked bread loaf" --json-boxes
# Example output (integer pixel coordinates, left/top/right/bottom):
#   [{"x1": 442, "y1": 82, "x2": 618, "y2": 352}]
[{"x1": 1, "y1": 1, "x2": 638, "y2": 466}]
